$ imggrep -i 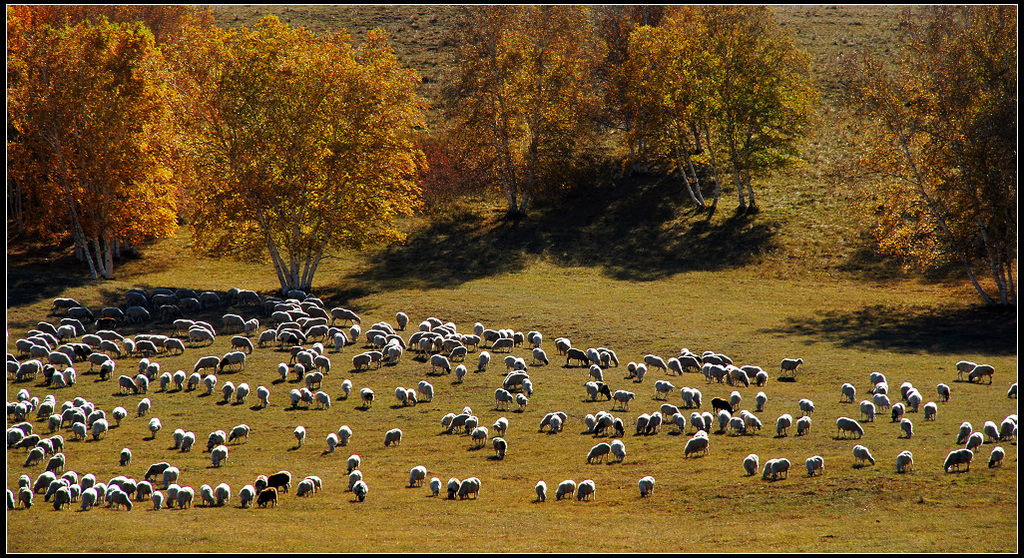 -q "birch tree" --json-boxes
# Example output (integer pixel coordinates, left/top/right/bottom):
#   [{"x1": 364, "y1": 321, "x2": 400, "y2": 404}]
[
  {"x1": 172, "y1": 16, "x2": 426, "y2": 294},
  {"x1": 7, "y1": 12, "x2": 180, "y2": 279},
  {"x1": 442, "y1": 6, "x2": 602, "y2": 218},
  {"x1": 846, "y1": 6, "x2": 1016, "y2": 306}
]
